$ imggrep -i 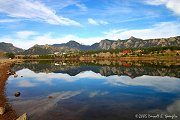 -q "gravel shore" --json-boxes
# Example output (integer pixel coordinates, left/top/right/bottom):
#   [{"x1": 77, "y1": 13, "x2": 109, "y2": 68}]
[{"x1": 0, "y1": 59, "x2": 23, "y2": 120}]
